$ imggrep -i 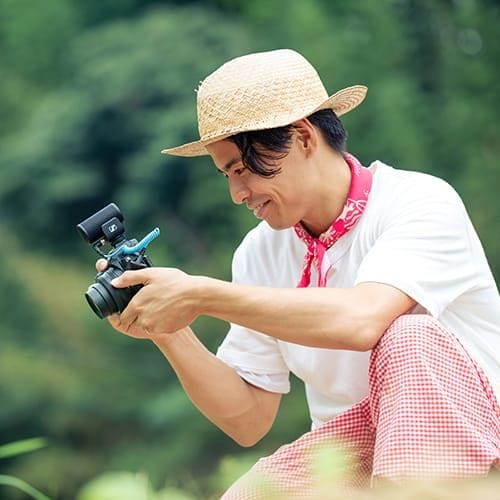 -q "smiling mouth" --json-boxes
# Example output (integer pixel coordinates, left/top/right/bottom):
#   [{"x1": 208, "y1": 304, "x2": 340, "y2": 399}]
[{"x1": 252, "y1": 200, "x2": 270, "y2": 218}]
